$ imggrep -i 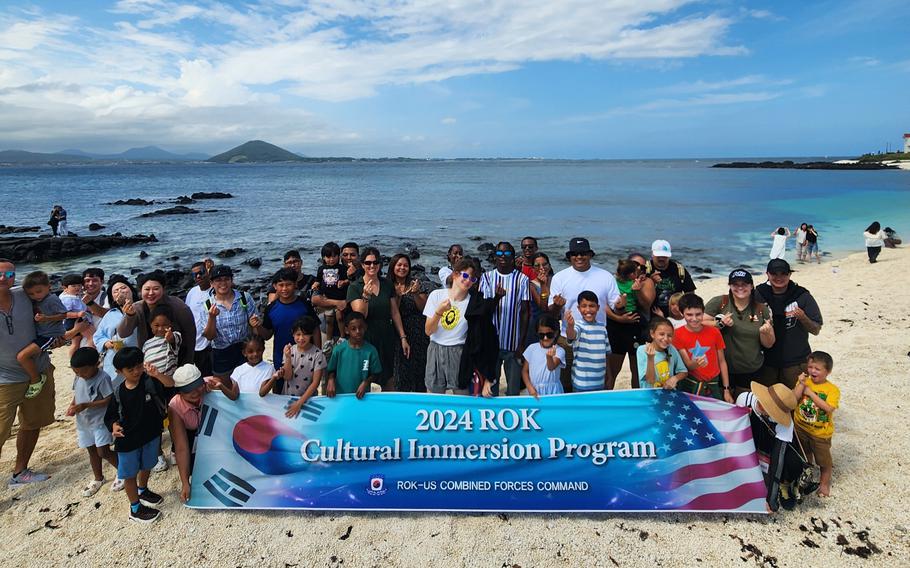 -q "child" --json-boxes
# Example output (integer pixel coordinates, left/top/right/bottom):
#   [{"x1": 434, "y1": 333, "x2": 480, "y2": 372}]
[
  {"x1": 636, "y1": 317, "x2": 688, "y2": 389},
  {"x1": 793, "y1": 351, "x2": 840, "y2": 497},
  {"x1": 230, "y1": 335, "x2": 274, "y2": 394},
  {"x1": 438, "y1": 244, "x2": 464, "y2": 288},
  {"x1": 17, "y1": 271, "x2": 84, "y2": 399},
  {"x1": 66, "y1": 347, "x2": 122, "y2": 496},
  {"x1": 564, "y1": 290, "x2": 613, "y2": 391},
  {"x1": 672, "y1": 293, "x2": 732, "y2": 402},
  {"x1": 315, "y1": 242, "x2": 349, "y2": 344},
  {"x1": 141, "y1": 304, "x2": 182, "y2": 472},
  {"x1": 59, "y1": 273, "x2": 94, "y2": 355},
  {"x1": 268, "y1": 316, "x2": 327, "y2": 417},
  {"x1": 521, "y1": 315, "x2": 565, "y2": 397},
  {"x1": 325, "y1": 312, "x2": 381, "y2": 399},
  {"x1": 667, "y1": 292, "x2": 686, "y2": 329},
  {"x1": 104, "y1": 347, "x2": 171, "y2": 523}
]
